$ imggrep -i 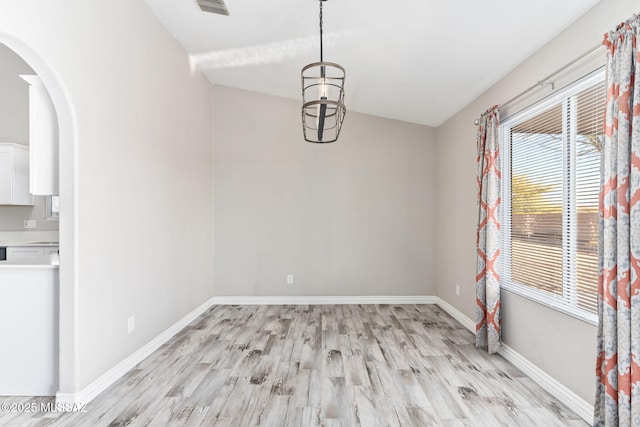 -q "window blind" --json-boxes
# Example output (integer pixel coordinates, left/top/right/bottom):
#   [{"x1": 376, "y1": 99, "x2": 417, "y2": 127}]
[{"x1": 501, "y1": 71, "x2": 605, "y2": 318}]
